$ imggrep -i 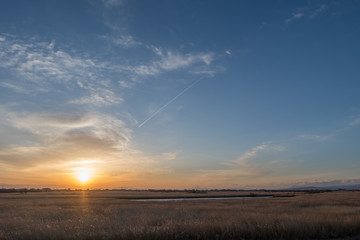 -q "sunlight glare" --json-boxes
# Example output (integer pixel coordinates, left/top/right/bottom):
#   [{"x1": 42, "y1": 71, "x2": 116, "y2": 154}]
[{"x1": 76, "y1": 168, "x2": 91, "y2": 183}]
